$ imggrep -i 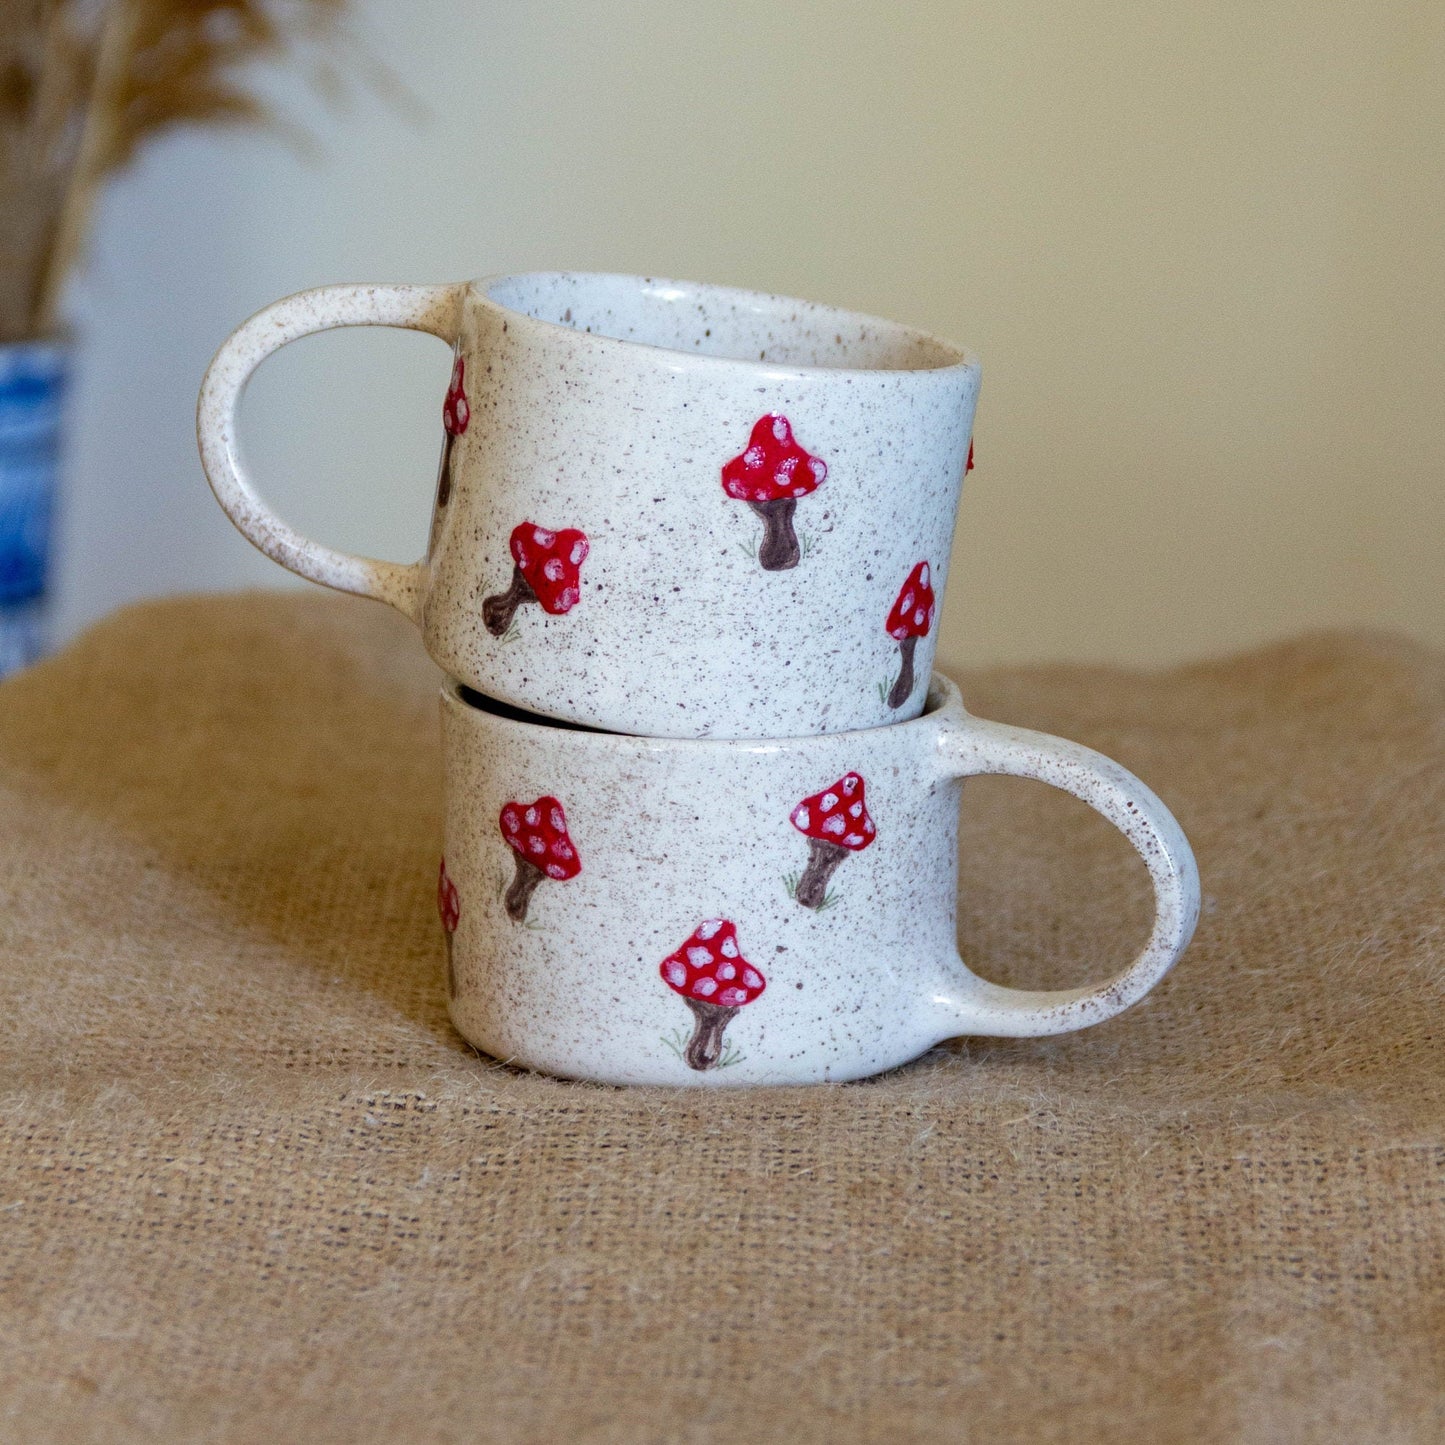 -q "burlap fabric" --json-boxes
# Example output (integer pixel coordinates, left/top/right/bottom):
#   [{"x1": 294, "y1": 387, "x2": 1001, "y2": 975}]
[{"x1": 0, "y1": 595, "x2": 1441, "y2": 1443}]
